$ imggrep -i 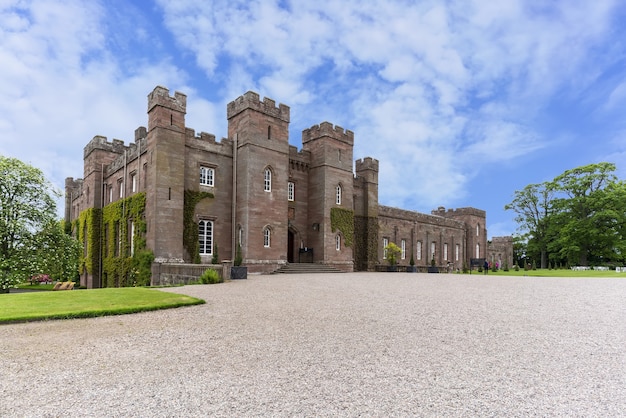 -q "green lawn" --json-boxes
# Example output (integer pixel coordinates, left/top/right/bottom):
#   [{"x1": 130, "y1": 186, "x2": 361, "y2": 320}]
[
  {"x1": 0, "y1": 287, "x2": 205, "y2": 323},
  {"x1": 469, "y1": 268, "x2": 626, "y2": 278}
]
